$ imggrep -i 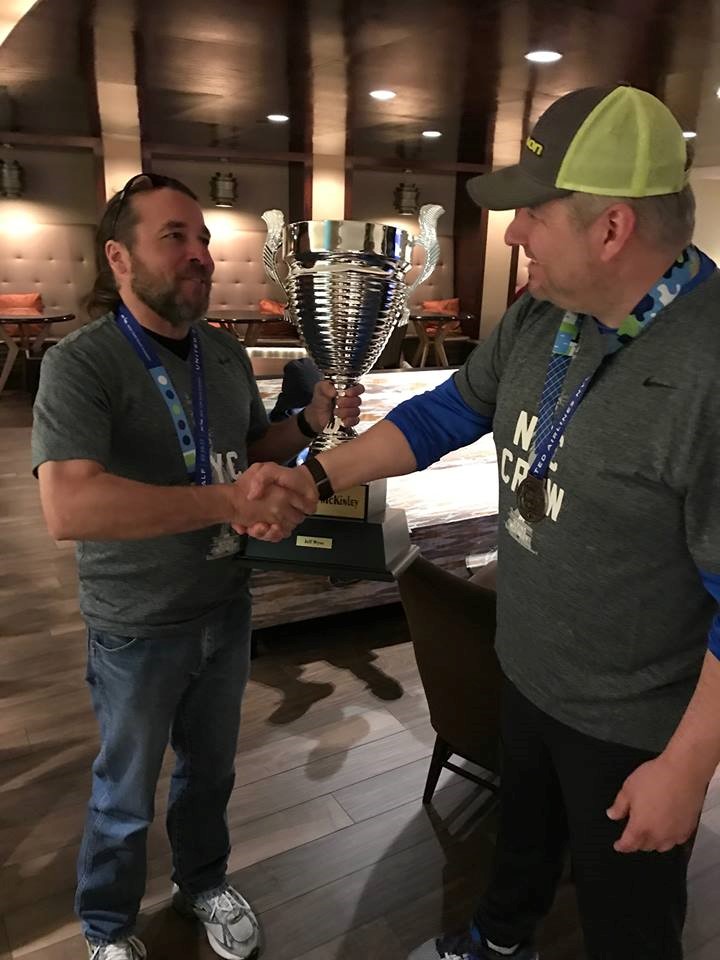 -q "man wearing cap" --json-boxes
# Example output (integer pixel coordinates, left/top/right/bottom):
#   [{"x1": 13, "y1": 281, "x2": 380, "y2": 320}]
[{"x1": 244, "y1": 85, "x2": 720, "y2": 960}]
